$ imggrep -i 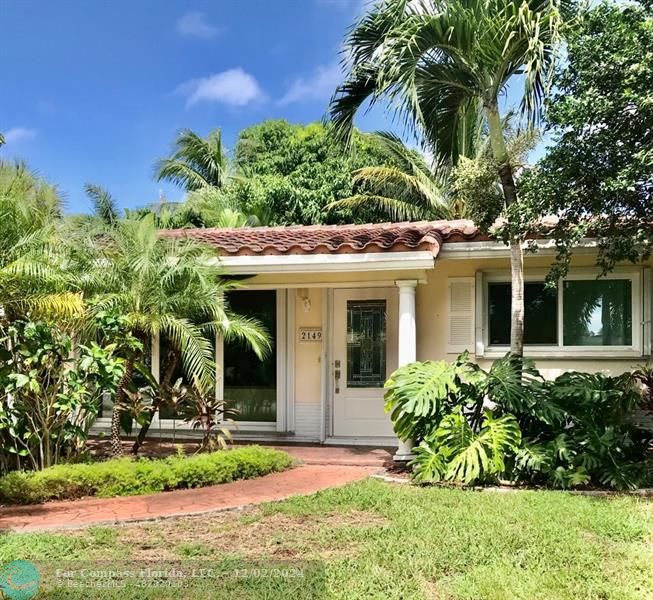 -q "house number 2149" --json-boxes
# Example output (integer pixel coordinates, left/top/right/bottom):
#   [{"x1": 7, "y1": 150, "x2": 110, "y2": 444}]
[{"x1": 299, "y1": 328, "x2": 322, "y2": 342}]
